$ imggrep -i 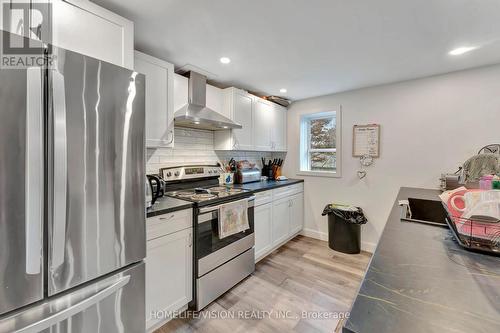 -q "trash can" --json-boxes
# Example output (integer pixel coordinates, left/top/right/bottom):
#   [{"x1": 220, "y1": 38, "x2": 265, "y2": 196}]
[{"x1": 322, "y1": 204, "x2": 368, "y2": 254}]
